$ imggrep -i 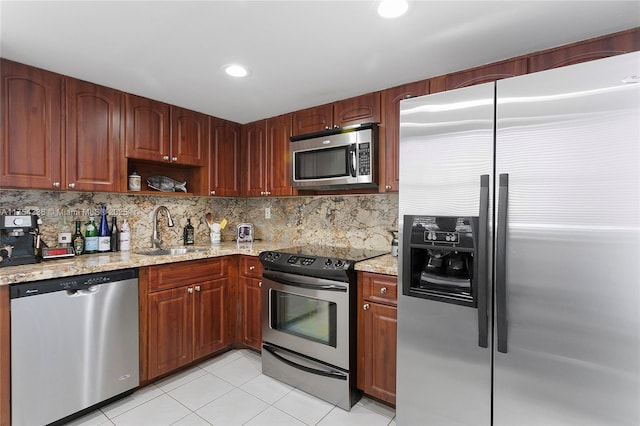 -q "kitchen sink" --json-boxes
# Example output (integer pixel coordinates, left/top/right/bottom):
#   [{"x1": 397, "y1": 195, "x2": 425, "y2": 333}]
[{"x1": 136, "y1": 247, "x2": 207, "y2": 256}]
